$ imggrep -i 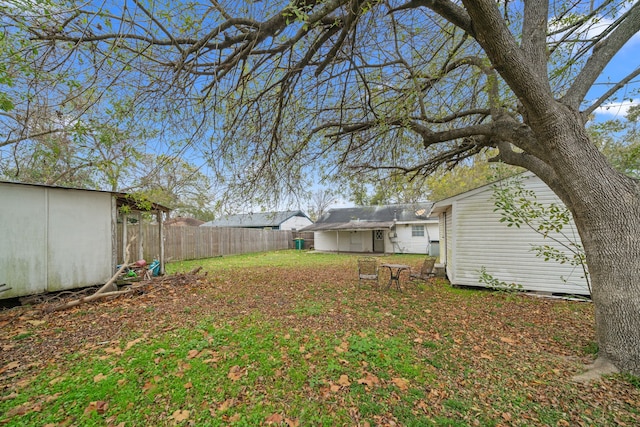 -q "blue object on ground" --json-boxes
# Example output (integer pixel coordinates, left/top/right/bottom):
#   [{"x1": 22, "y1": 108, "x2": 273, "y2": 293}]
[{"x1": 149, "y1": 260, "x2": 161, "y2": 276}]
